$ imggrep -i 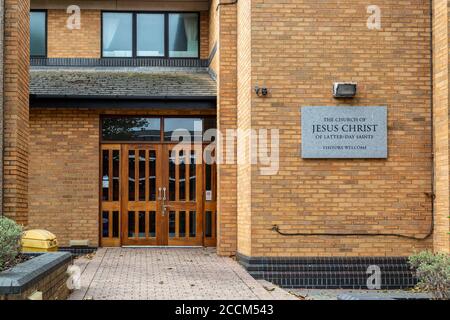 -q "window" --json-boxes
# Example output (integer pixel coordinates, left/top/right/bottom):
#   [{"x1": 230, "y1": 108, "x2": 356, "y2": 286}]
[
  {"x1": 101, "y1": 12, "x2": 200, "y2": 58},
  {"x1": 102, "y1": 117, "x2": 161, "y2": 141},
  {"x1": 30, "y1": 11, "x2": 46, "y2": 57},
  {"x1": 164, "y1": 118, "x2": 203, "y2": 142},
  {"x1": 101, "y1": 117, "x2": 216, "y2": 142},
  {"x1": 169, "y1": 13, "x2": 199, "y2": 58},
  {"x1": 137, "y1": 13, "x2": 165, "y2": 57},
  {"x1": 102, "y1": 12, "x2": 133, "y2": 57}
]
